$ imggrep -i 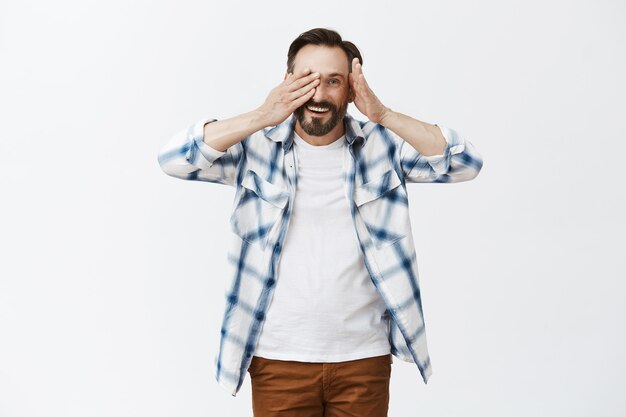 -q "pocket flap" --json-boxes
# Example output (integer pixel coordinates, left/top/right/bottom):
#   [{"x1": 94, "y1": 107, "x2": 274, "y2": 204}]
[
  {"x1": 241, "y1": 169, "x2": 289, "y2": 209},
  {"x1": 354, "y1": 169, "x2": 402, "y2": 207}
]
